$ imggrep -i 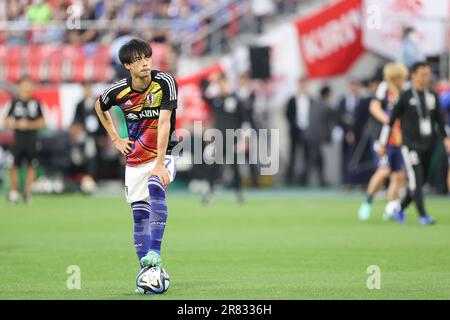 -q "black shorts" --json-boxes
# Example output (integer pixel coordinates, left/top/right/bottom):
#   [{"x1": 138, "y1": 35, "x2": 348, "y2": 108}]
[{"x1": 11, "y1": 141, "x2": 39, "y2": 167}]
